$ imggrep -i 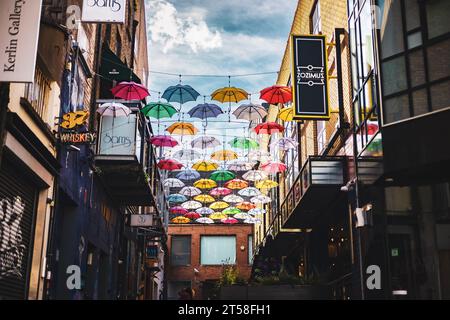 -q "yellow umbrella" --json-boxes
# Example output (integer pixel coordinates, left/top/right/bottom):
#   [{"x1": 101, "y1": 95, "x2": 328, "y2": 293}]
[
  {"x1": 192, "y1": 160, "x2": 219, "y2": 172},
  {"x1": 193, "y1": 179, "x2": 217, "y2": 189},
  {"x1": 209, "y1": 201, "x2": 230, "y2": 210},
  {"x1": 166, "y1": 122, "x2": 198, "y2": 135},
  {"x1": 209, "y1": 212, "x2": 227, "y2": 220},
  {"x1": 210, "y1": 150, "x2": 238, "y2": 161},
  {"x1": 278, "y1": 106, "x2": 294, "y2": 121},
  {"x1": 256, "y1": 179, "x2": 279, "y2": 190},
  {"x1": 211, "y1": 87, "x2": 249, "y2": 103},
  {"x1": 171, "y1": 216, "x2": 191, "y2": 224},
  {"x1": 194, "y1": 194, "x2": 216, "y2": 203}
]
